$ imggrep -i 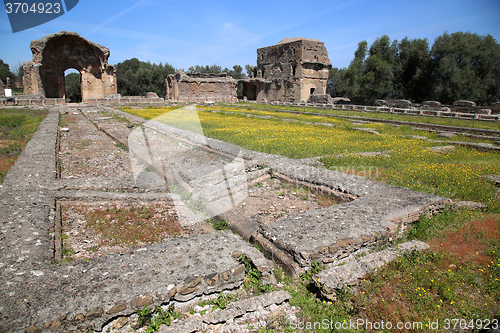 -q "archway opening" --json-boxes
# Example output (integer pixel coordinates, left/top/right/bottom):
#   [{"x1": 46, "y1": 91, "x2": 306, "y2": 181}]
[
  {"x1": 65, "y1": 68, "x2": 82, "y2": 103},
  {"x1": 241, "y1": 82, "x2": 257, "y2": 100}
]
